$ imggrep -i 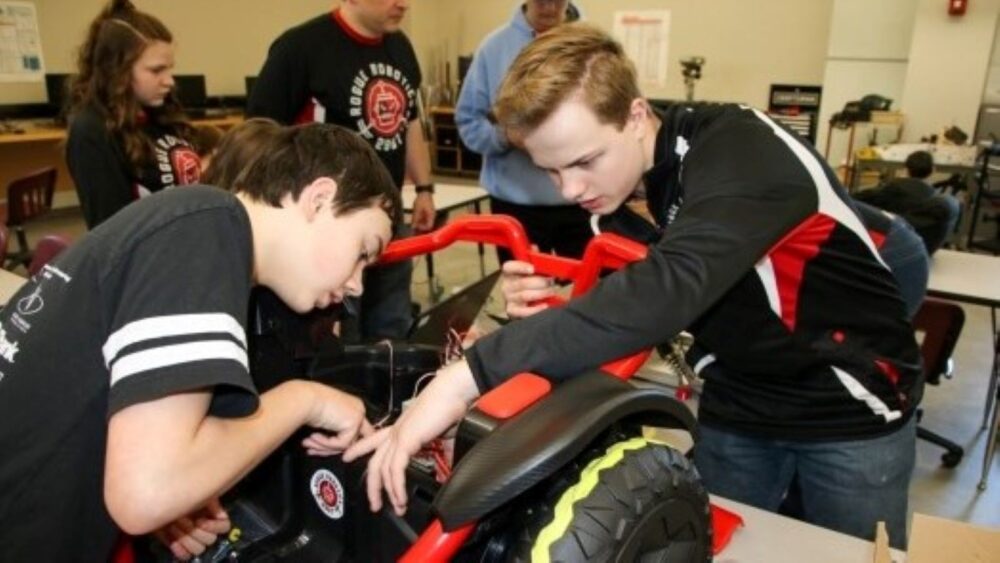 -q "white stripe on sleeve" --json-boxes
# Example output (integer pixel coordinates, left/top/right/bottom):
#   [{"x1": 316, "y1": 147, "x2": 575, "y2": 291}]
[
  {"x1": 103, "y1": 313, "x2": 246, "y2": 367},
  {"x1": 110, "y1": 340, "x2": 249, "y2": 387}
]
